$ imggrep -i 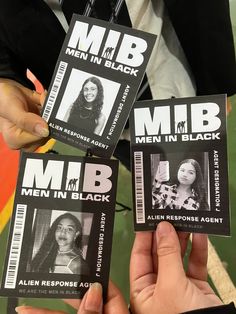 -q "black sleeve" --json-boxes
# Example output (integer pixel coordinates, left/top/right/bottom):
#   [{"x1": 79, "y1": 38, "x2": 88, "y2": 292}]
[
  {"x1": 165, "y1": 0, "x2": 236, "y2": 96},
  {"x1": 0, "y1": 0, "x2": 65, "y2": 89},
  {"x1": 182, "y1": 302, "x2": 236, "y2": 314},
  {"x1": 0, "y1": 37, "x2": 34, "y2": 89}
]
